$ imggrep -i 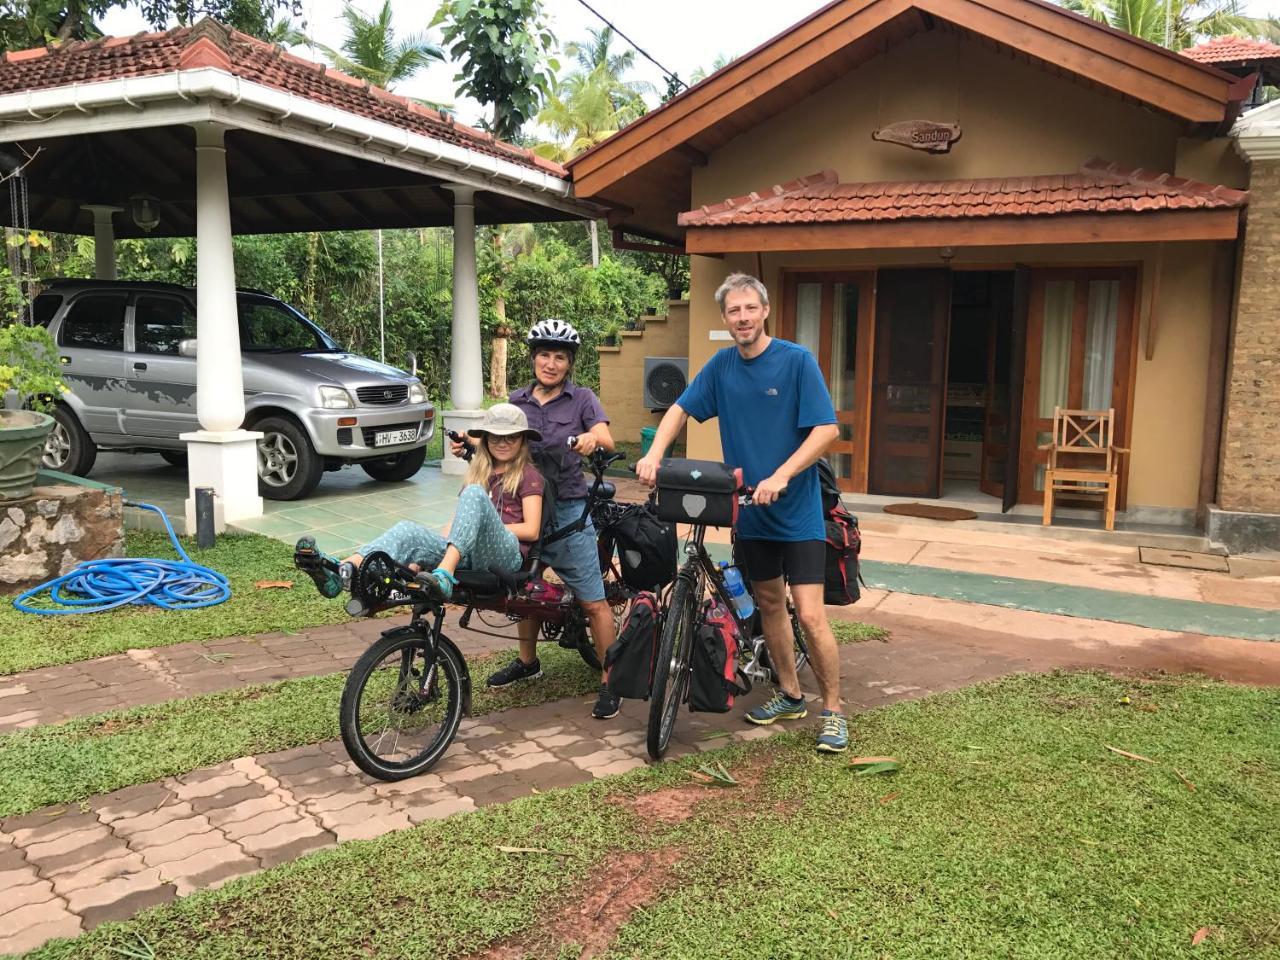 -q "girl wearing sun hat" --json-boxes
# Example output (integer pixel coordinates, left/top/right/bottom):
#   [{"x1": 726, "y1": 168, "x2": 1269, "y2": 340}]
[{"x1": 297, "y1": 403, "x2": 544, "y2": 603}]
